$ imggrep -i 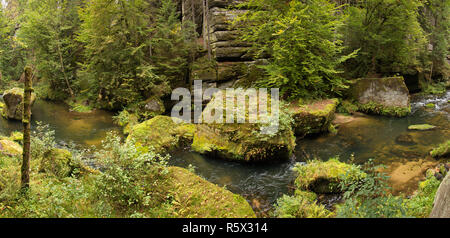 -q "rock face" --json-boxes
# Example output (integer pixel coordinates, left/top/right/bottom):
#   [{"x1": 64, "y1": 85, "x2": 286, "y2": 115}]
[
  {"x1": 2, "y1": 88, "x2": 36, "y2": 120},
  {"x1": 191, "y1": 0, "x2": 267, "y2": 90},
  {"x1": 430, "y1": 174, "x2": 450, "y2": 218},
  {"x1": 294, "y1": 158, "x2": 366, "y2": 194},
  {"x1": 350, "y1": 77, "x2": 411, "y2": 117},
  {"x1": 191, "y1": 91, "x2": 296, "y2": 162},
  {"x1": 289, "y1": 99, "x2": 339, "y2": 137},
  {"x1": 127, "y1": 116, "x2": 196, "y2": 155}
]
